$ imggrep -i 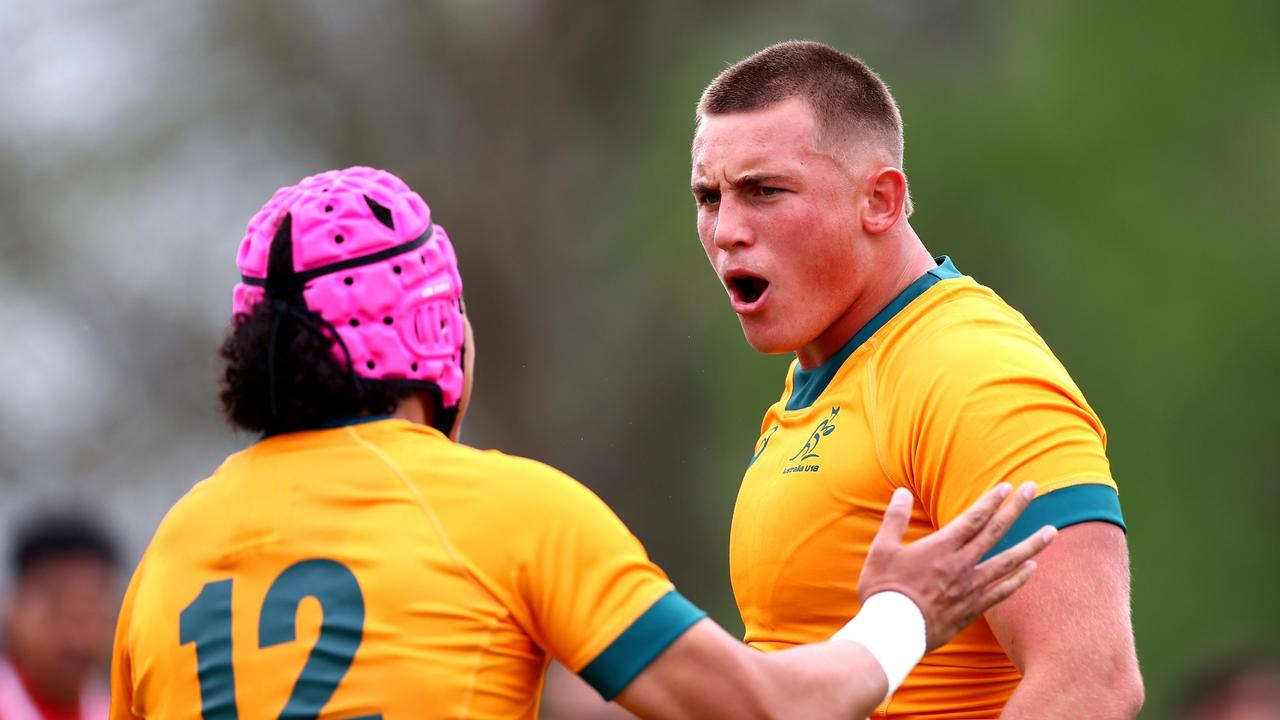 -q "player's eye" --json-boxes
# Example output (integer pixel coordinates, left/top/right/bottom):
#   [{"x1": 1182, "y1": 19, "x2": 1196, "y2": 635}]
[
  {"x1": 758, "y1": 186, "x2": 781, "y2": 197},
  {"x1": 696, "y1": 191, "x2": 720, "y2": 207}
]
